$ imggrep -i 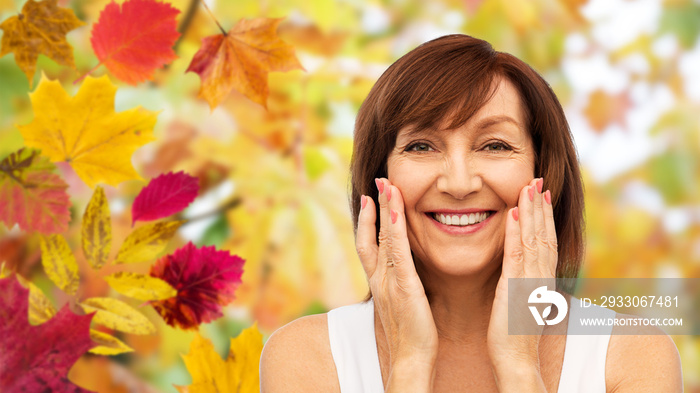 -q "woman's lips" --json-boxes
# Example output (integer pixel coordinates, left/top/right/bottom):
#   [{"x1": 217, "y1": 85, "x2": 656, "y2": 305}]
[{"x1": 425, "y1": 211, "x2": 496, "y2": 235}]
